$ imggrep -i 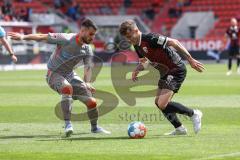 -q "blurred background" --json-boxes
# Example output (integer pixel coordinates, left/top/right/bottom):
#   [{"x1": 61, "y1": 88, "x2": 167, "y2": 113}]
[{"x1": 0, "y1": 0, "x2": 239, "y2": 68}]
